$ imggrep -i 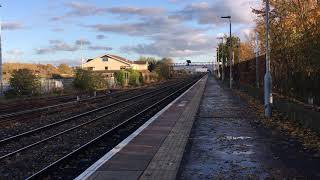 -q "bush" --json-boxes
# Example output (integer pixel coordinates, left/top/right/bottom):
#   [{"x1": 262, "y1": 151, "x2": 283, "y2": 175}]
[
  {"x1": 128, "y1": 69, "x2": 140, "y2": 86},
  {"x1": 8, "y1": 69, "x2": 40, "y2": 96},
  {"x1": 73, "y1": 69, "x2": 106, "y2": 93},
  {"x1": 156, "y1": 58, "x2": 172, "y2": 80},
  {"x1": 114, "y1": 70, "x2": 126, "y2": 87}
]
